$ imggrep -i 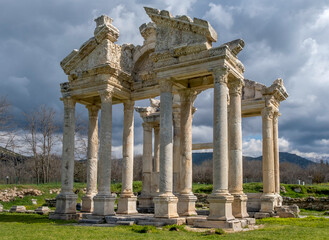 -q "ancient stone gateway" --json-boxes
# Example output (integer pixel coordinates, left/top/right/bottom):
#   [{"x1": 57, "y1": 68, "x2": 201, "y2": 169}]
[{"x1": 50, "y1": 7, "x2": 288, "y2": 228}]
